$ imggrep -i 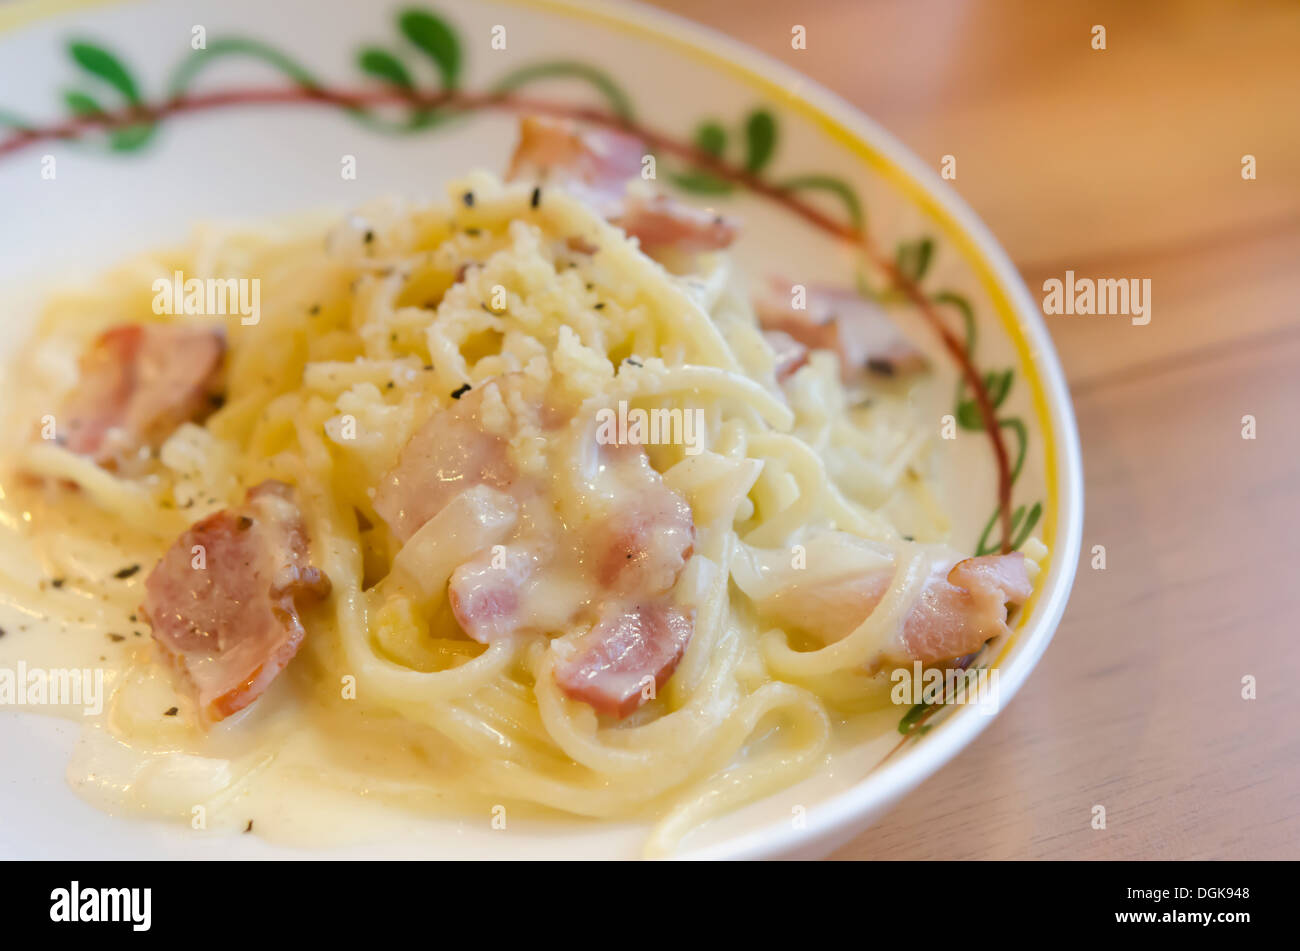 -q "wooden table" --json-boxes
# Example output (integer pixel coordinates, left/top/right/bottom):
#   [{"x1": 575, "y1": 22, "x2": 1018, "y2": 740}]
[{"x1": 648, "y1": 0, "x2": 1300, "y2": 859}]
